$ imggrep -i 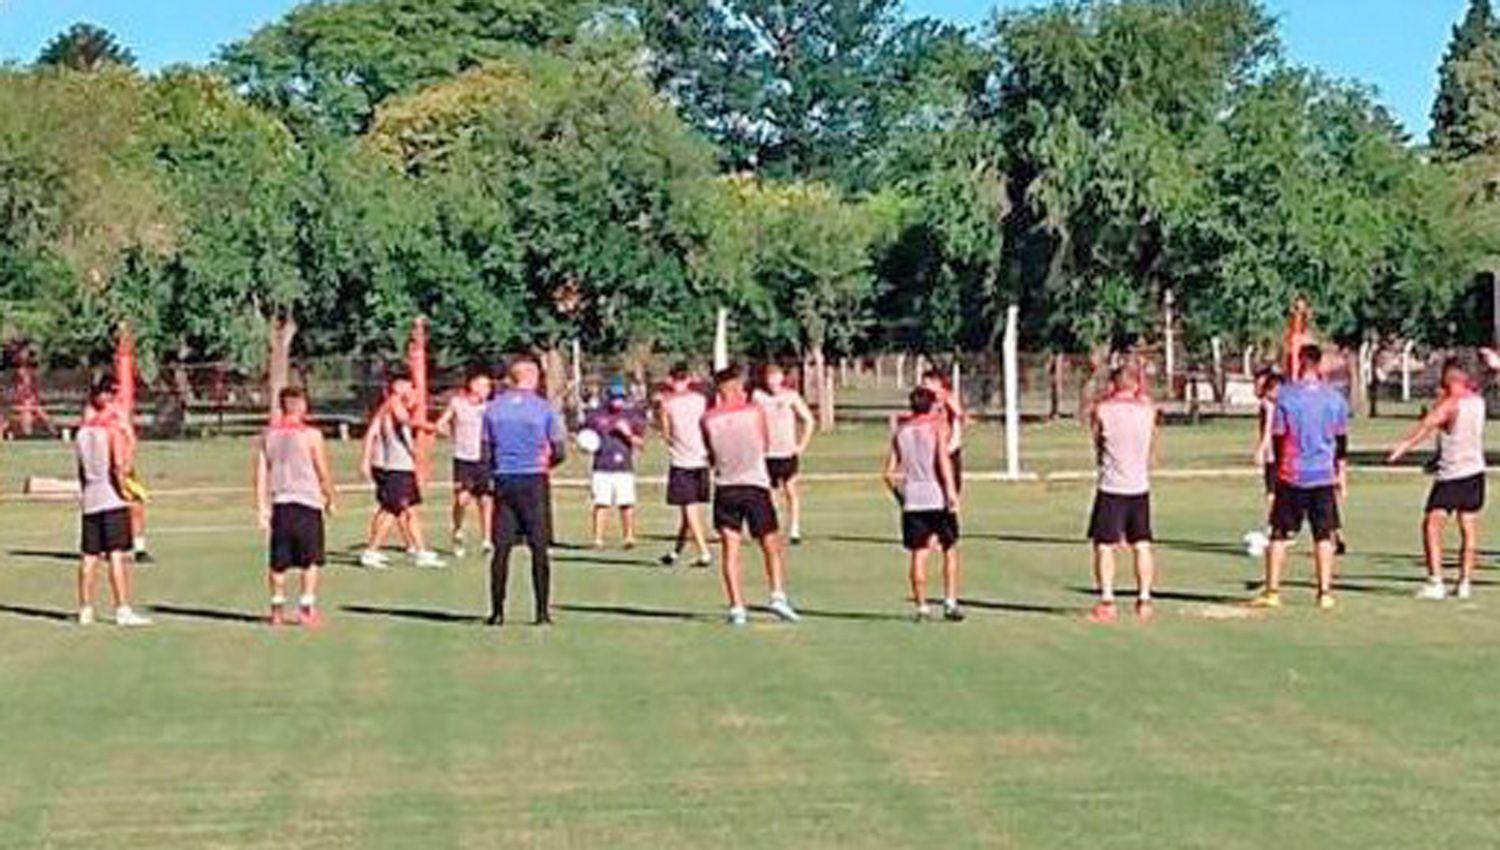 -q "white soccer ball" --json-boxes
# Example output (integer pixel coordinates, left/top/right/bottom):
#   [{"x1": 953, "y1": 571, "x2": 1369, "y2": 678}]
[
  {"x1": 1242, "y1": 530, "x2": 1269, "y2": 558},
  {"x1": 575, "y1": 428, "x2": 602, "y2": 454}
]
